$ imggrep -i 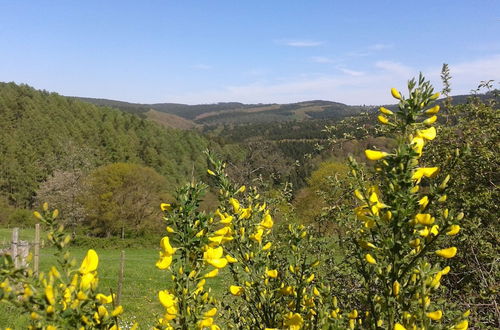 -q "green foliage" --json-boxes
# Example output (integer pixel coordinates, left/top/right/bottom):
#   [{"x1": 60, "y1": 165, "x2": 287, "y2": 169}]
[
  {"x1": 424, "y1": 94, "x2": 499, "y2": 327},
  {"x1": 0, "y1": 82, "x2": 213, "y2": 208},
  {"x1": 80, "y1": 163, "x2": 168, "y2": 238}
]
